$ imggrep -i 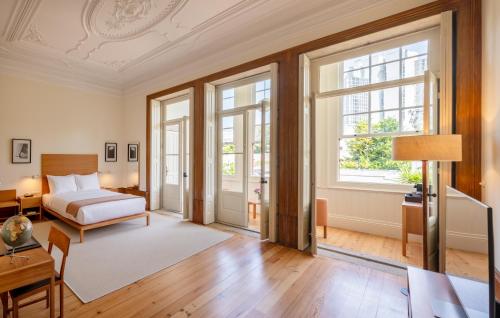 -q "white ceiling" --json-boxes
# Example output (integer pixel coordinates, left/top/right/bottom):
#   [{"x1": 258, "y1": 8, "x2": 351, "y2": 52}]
[{"x1": 0, "y1": 0, "x2": 430, "y2": 95}]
